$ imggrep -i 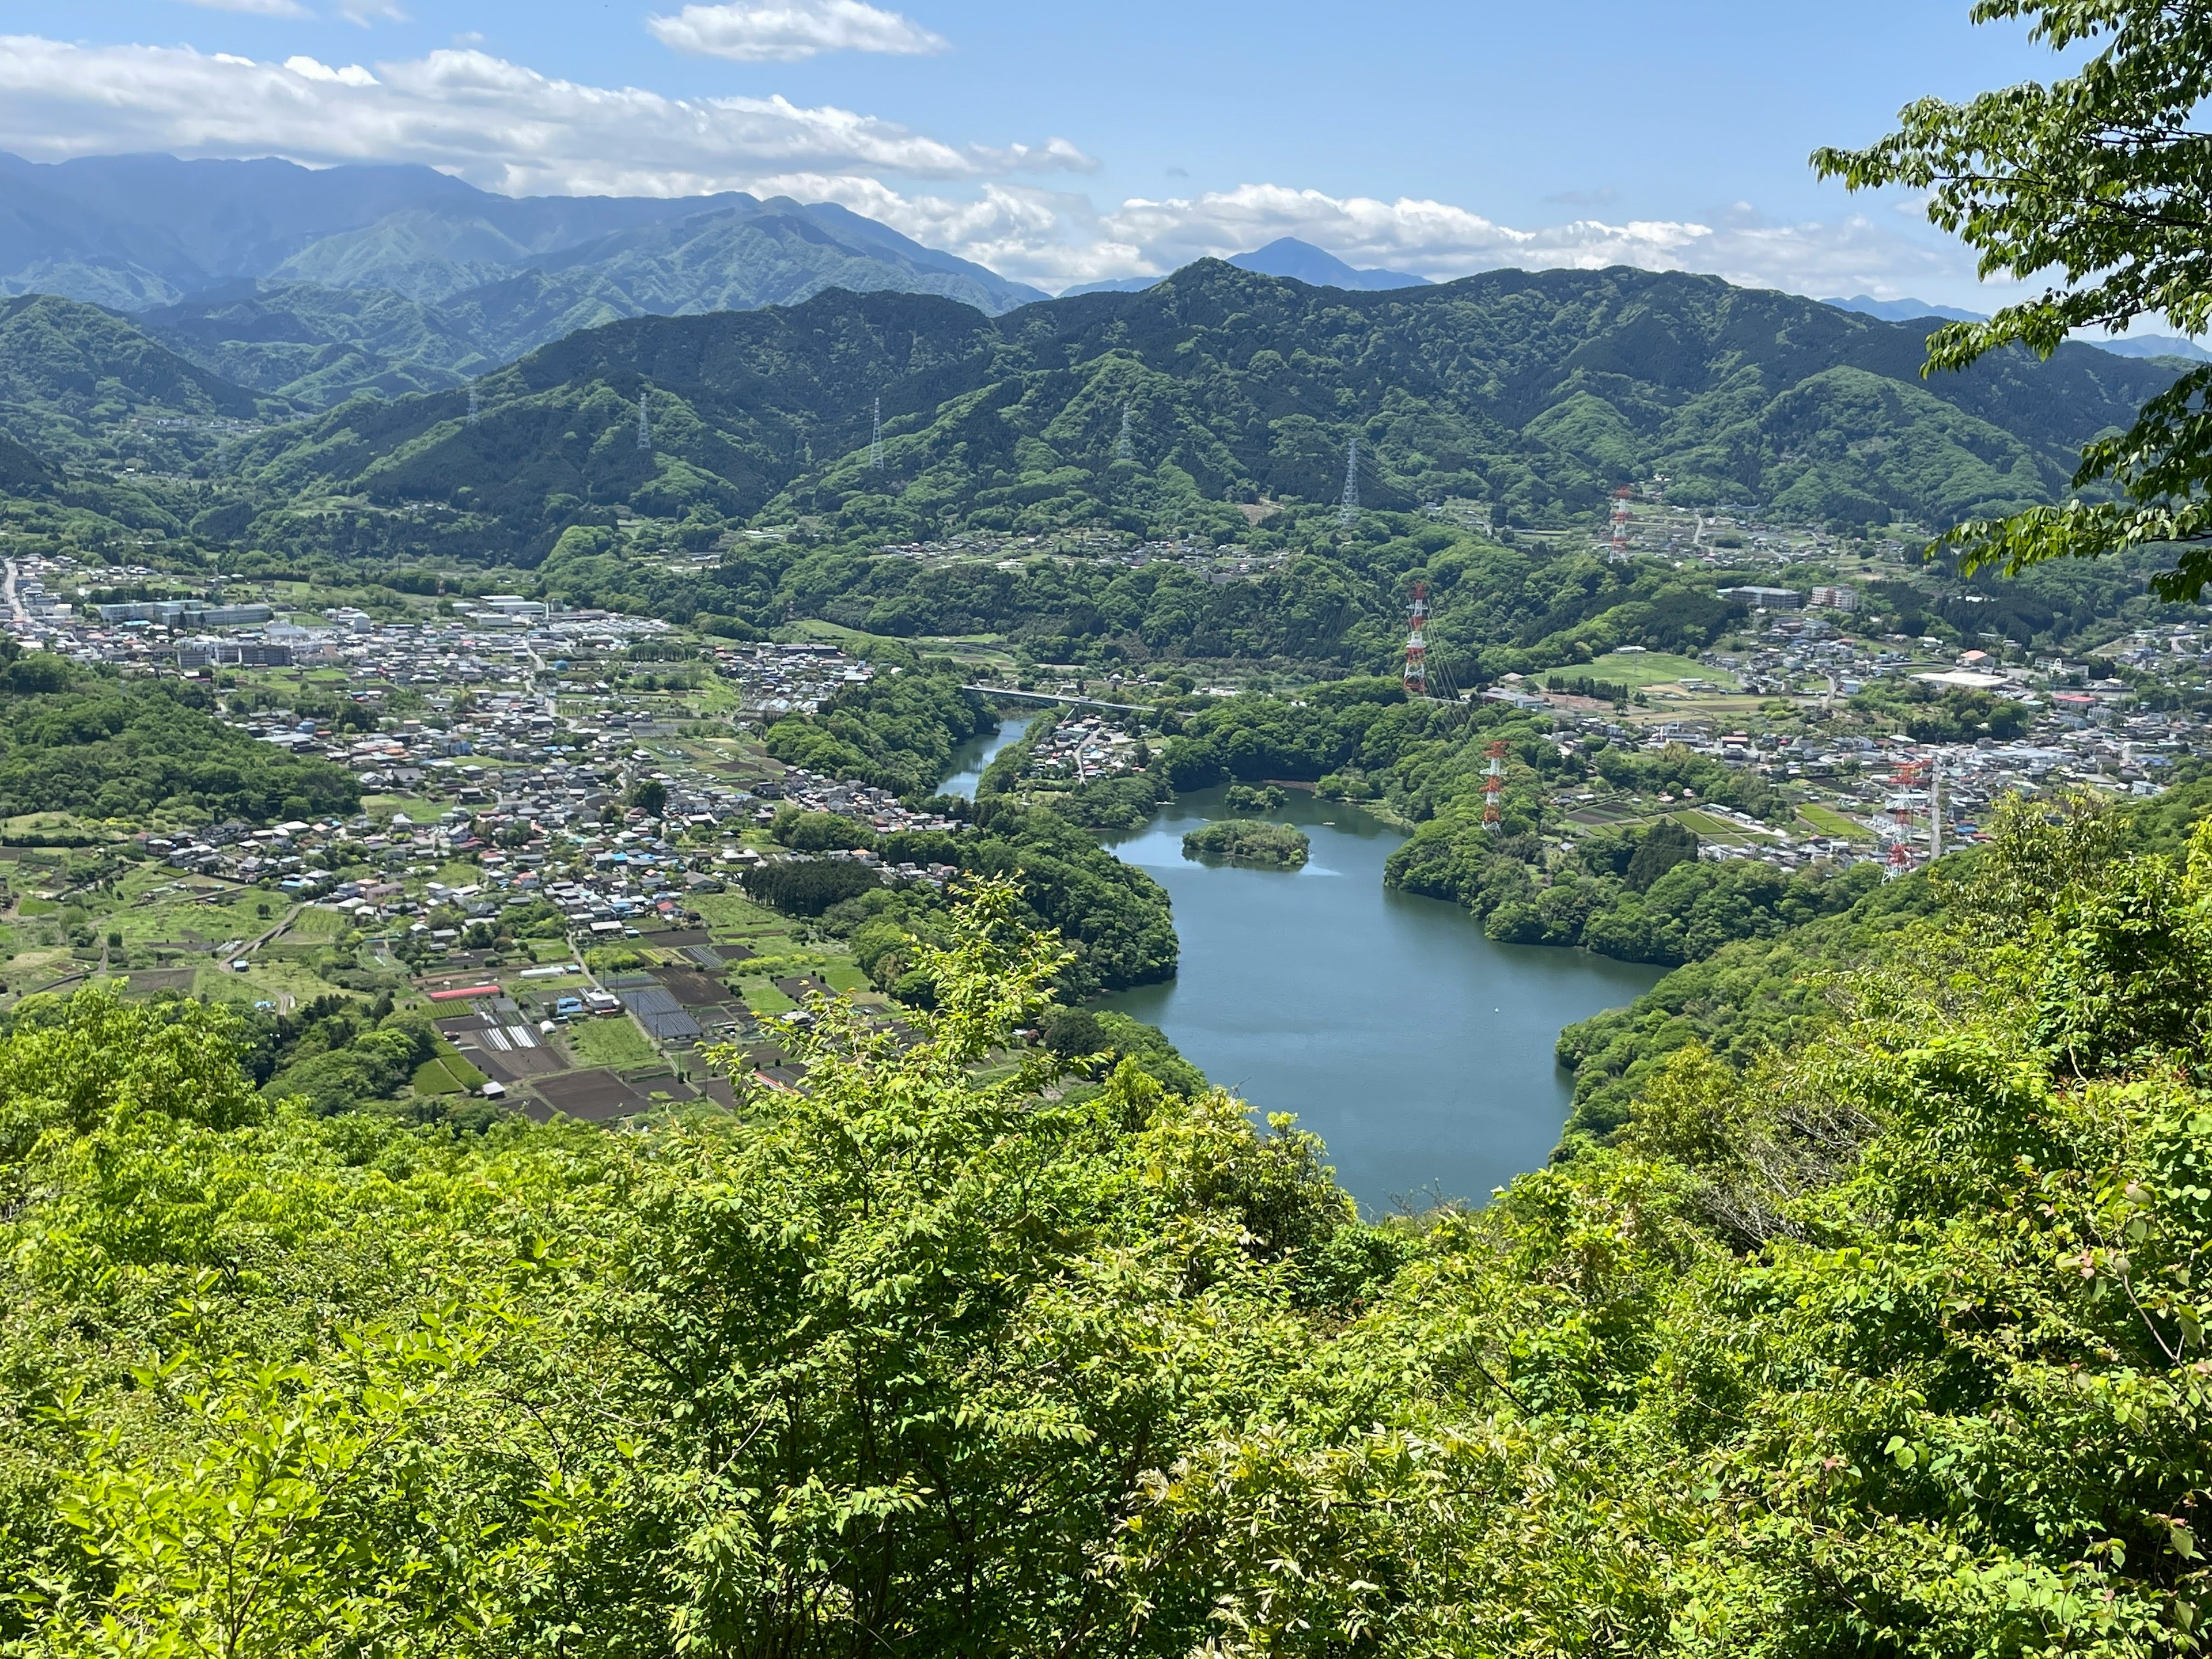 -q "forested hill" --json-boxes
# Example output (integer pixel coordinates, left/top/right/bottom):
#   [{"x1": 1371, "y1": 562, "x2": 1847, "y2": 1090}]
[
  {"x1": 224, "y1": 260, "x2": 2181, "y2": 558},
  {"x1": 0, "y1": 294, "x2": 270, "y2": 464}
]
